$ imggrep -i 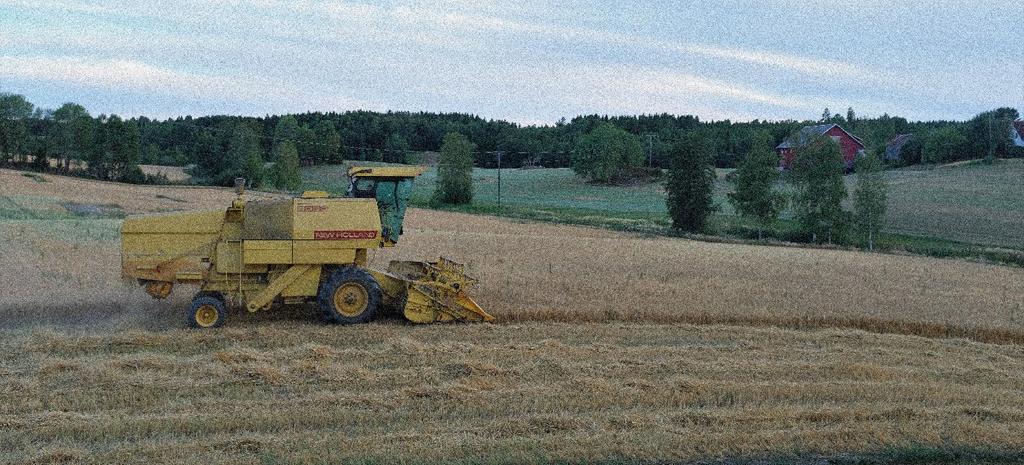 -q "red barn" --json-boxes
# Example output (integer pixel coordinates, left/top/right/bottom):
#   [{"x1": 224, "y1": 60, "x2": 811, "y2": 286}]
[{"x1": 776, "y1": 124, "x2": 866, "y2": 170}]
